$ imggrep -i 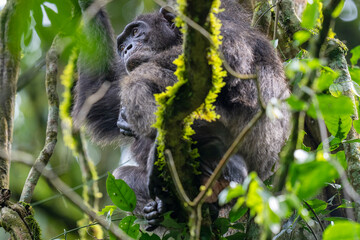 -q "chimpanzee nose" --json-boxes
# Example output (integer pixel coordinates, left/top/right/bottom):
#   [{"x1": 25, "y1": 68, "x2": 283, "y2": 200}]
[{"x1": 124, "y1": 44, "x2": 133, "y2": 54}]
